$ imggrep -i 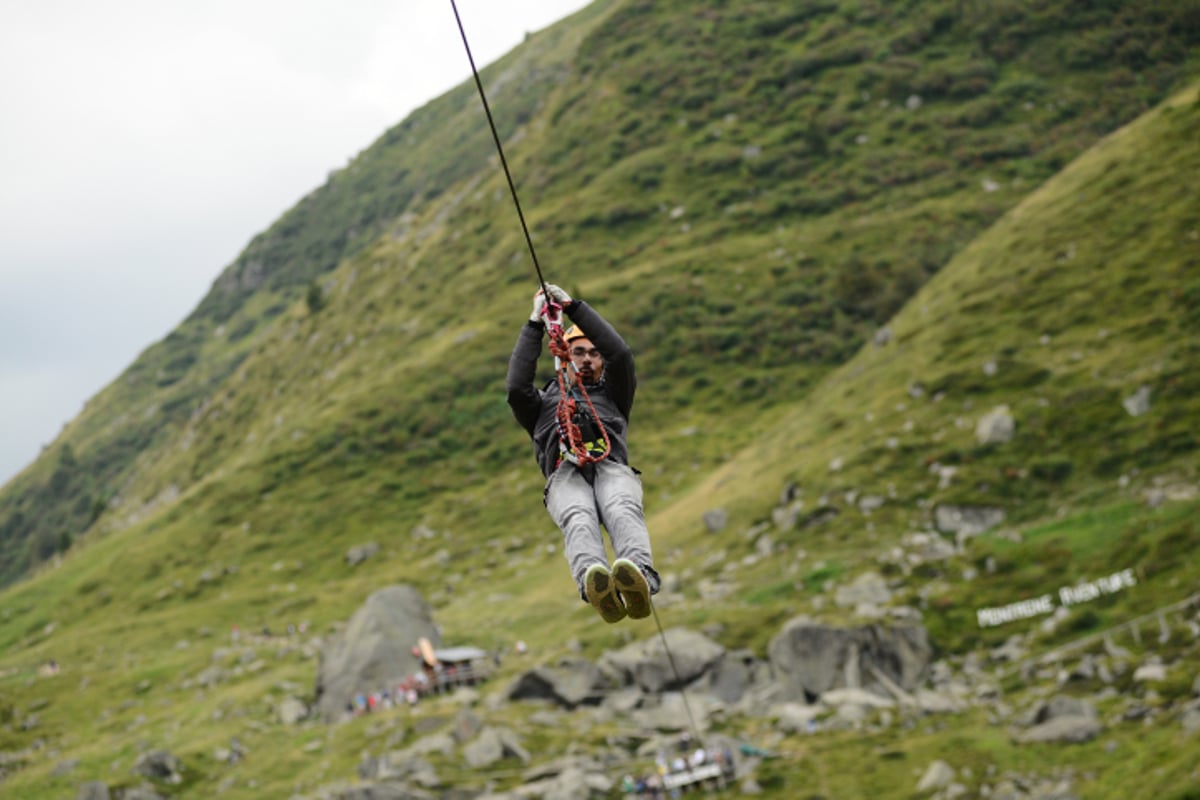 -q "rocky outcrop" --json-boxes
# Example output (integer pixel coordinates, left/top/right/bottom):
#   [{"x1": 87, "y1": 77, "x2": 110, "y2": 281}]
[
  {"x1": 768, "y1": 618, "x2": 932, "y2": 701},
  {"x1": 314, "y1": 585, "x2": 440, "y2": 721}
]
